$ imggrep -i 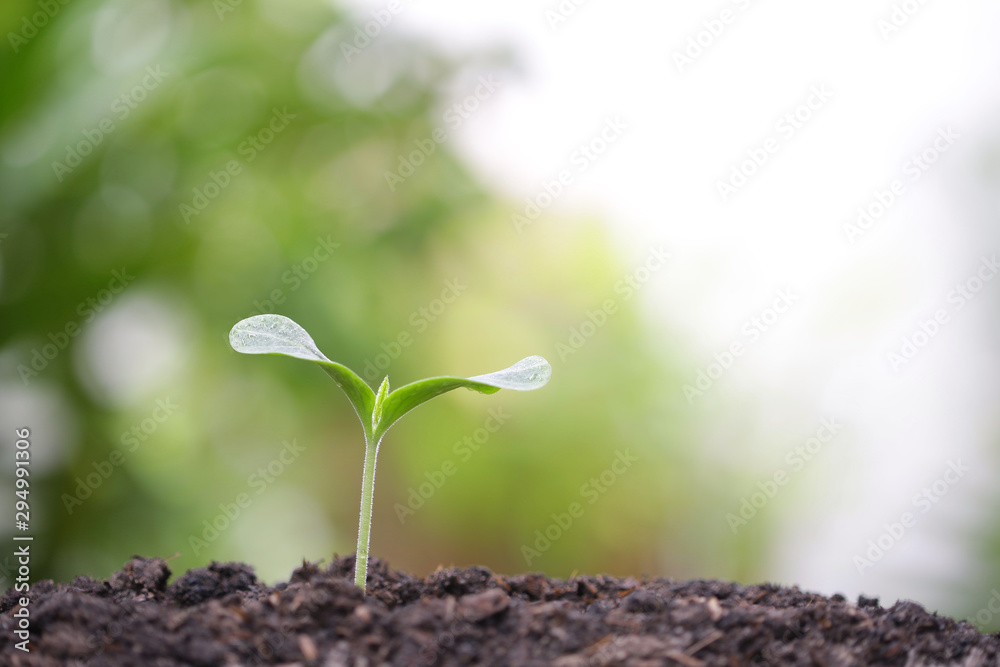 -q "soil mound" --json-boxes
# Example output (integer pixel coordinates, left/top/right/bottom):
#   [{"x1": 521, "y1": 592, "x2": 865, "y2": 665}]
[{"x1": 2, "y1": 556, "x2": 997, "y2": 665}]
